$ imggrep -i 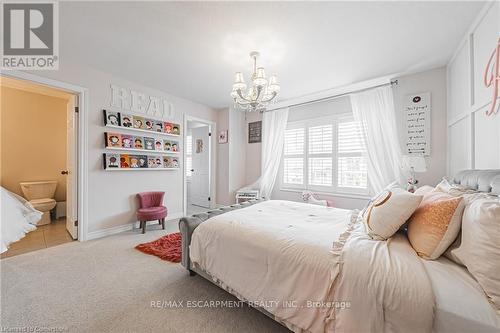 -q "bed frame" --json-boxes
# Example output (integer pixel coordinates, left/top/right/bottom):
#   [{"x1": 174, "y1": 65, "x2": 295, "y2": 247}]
[{"x1": 178, "y1": 170, "x2": 500, "y2": 325}]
